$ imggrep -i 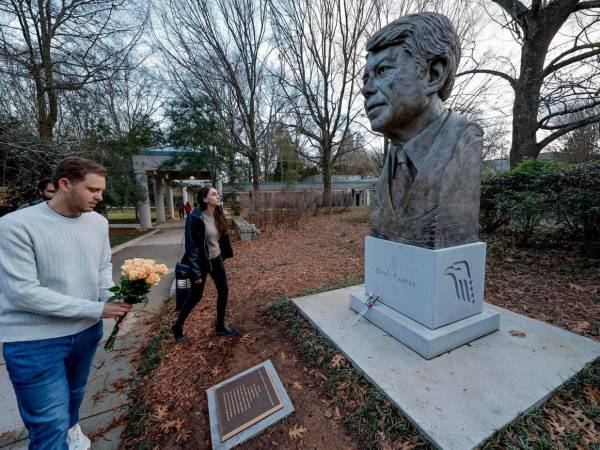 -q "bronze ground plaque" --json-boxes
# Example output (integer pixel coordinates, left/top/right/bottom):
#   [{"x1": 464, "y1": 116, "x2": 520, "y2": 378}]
[{"x1": 215, "y1": 365, "x2": 284, "y2": 441}]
